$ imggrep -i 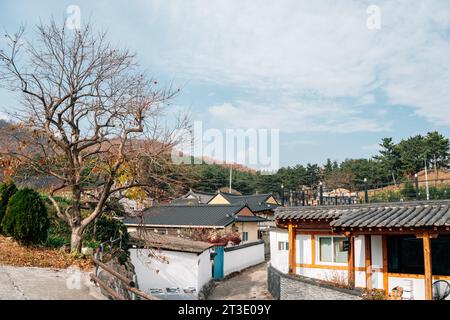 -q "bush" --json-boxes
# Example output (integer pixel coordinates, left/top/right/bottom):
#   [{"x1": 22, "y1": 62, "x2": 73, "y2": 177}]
[
  {"x1": 45, "y1": 218, "x2": 71, "y2": 248},
  {"x1": 0, "y1": 182, "x2": 18, "y2": 233},
  {"x1": 1, "y1": 188, "x2": 50, "y2": 245},
  {"x1": 83, "y1": 214, "x2": 129, "y2": 249}
]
